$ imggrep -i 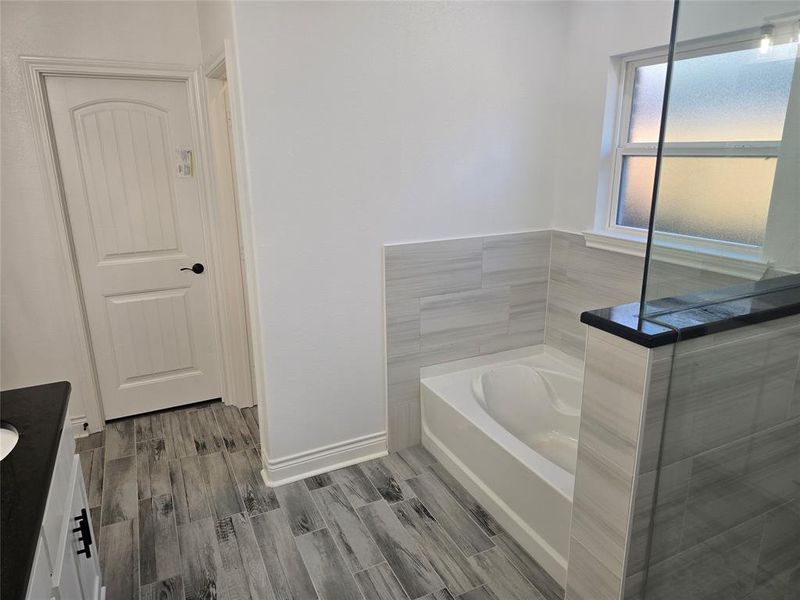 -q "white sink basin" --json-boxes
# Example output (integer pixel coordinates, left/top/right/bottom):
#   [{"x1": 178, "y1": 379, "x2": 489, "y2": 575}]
[{"x1": 0, "y1": 424, "x2": 19, "y2": 461}]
